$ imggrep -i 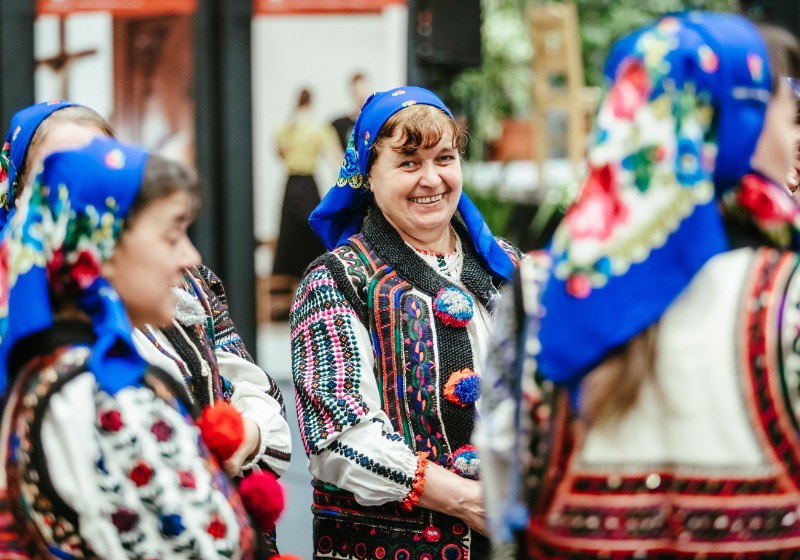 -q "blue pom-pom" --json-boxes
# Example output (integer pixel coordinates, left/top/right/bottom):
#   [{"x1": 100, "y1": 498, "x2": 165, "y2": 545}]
[{"x1": 454, "y1": 376, "x2": 480, "y2": 404}]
